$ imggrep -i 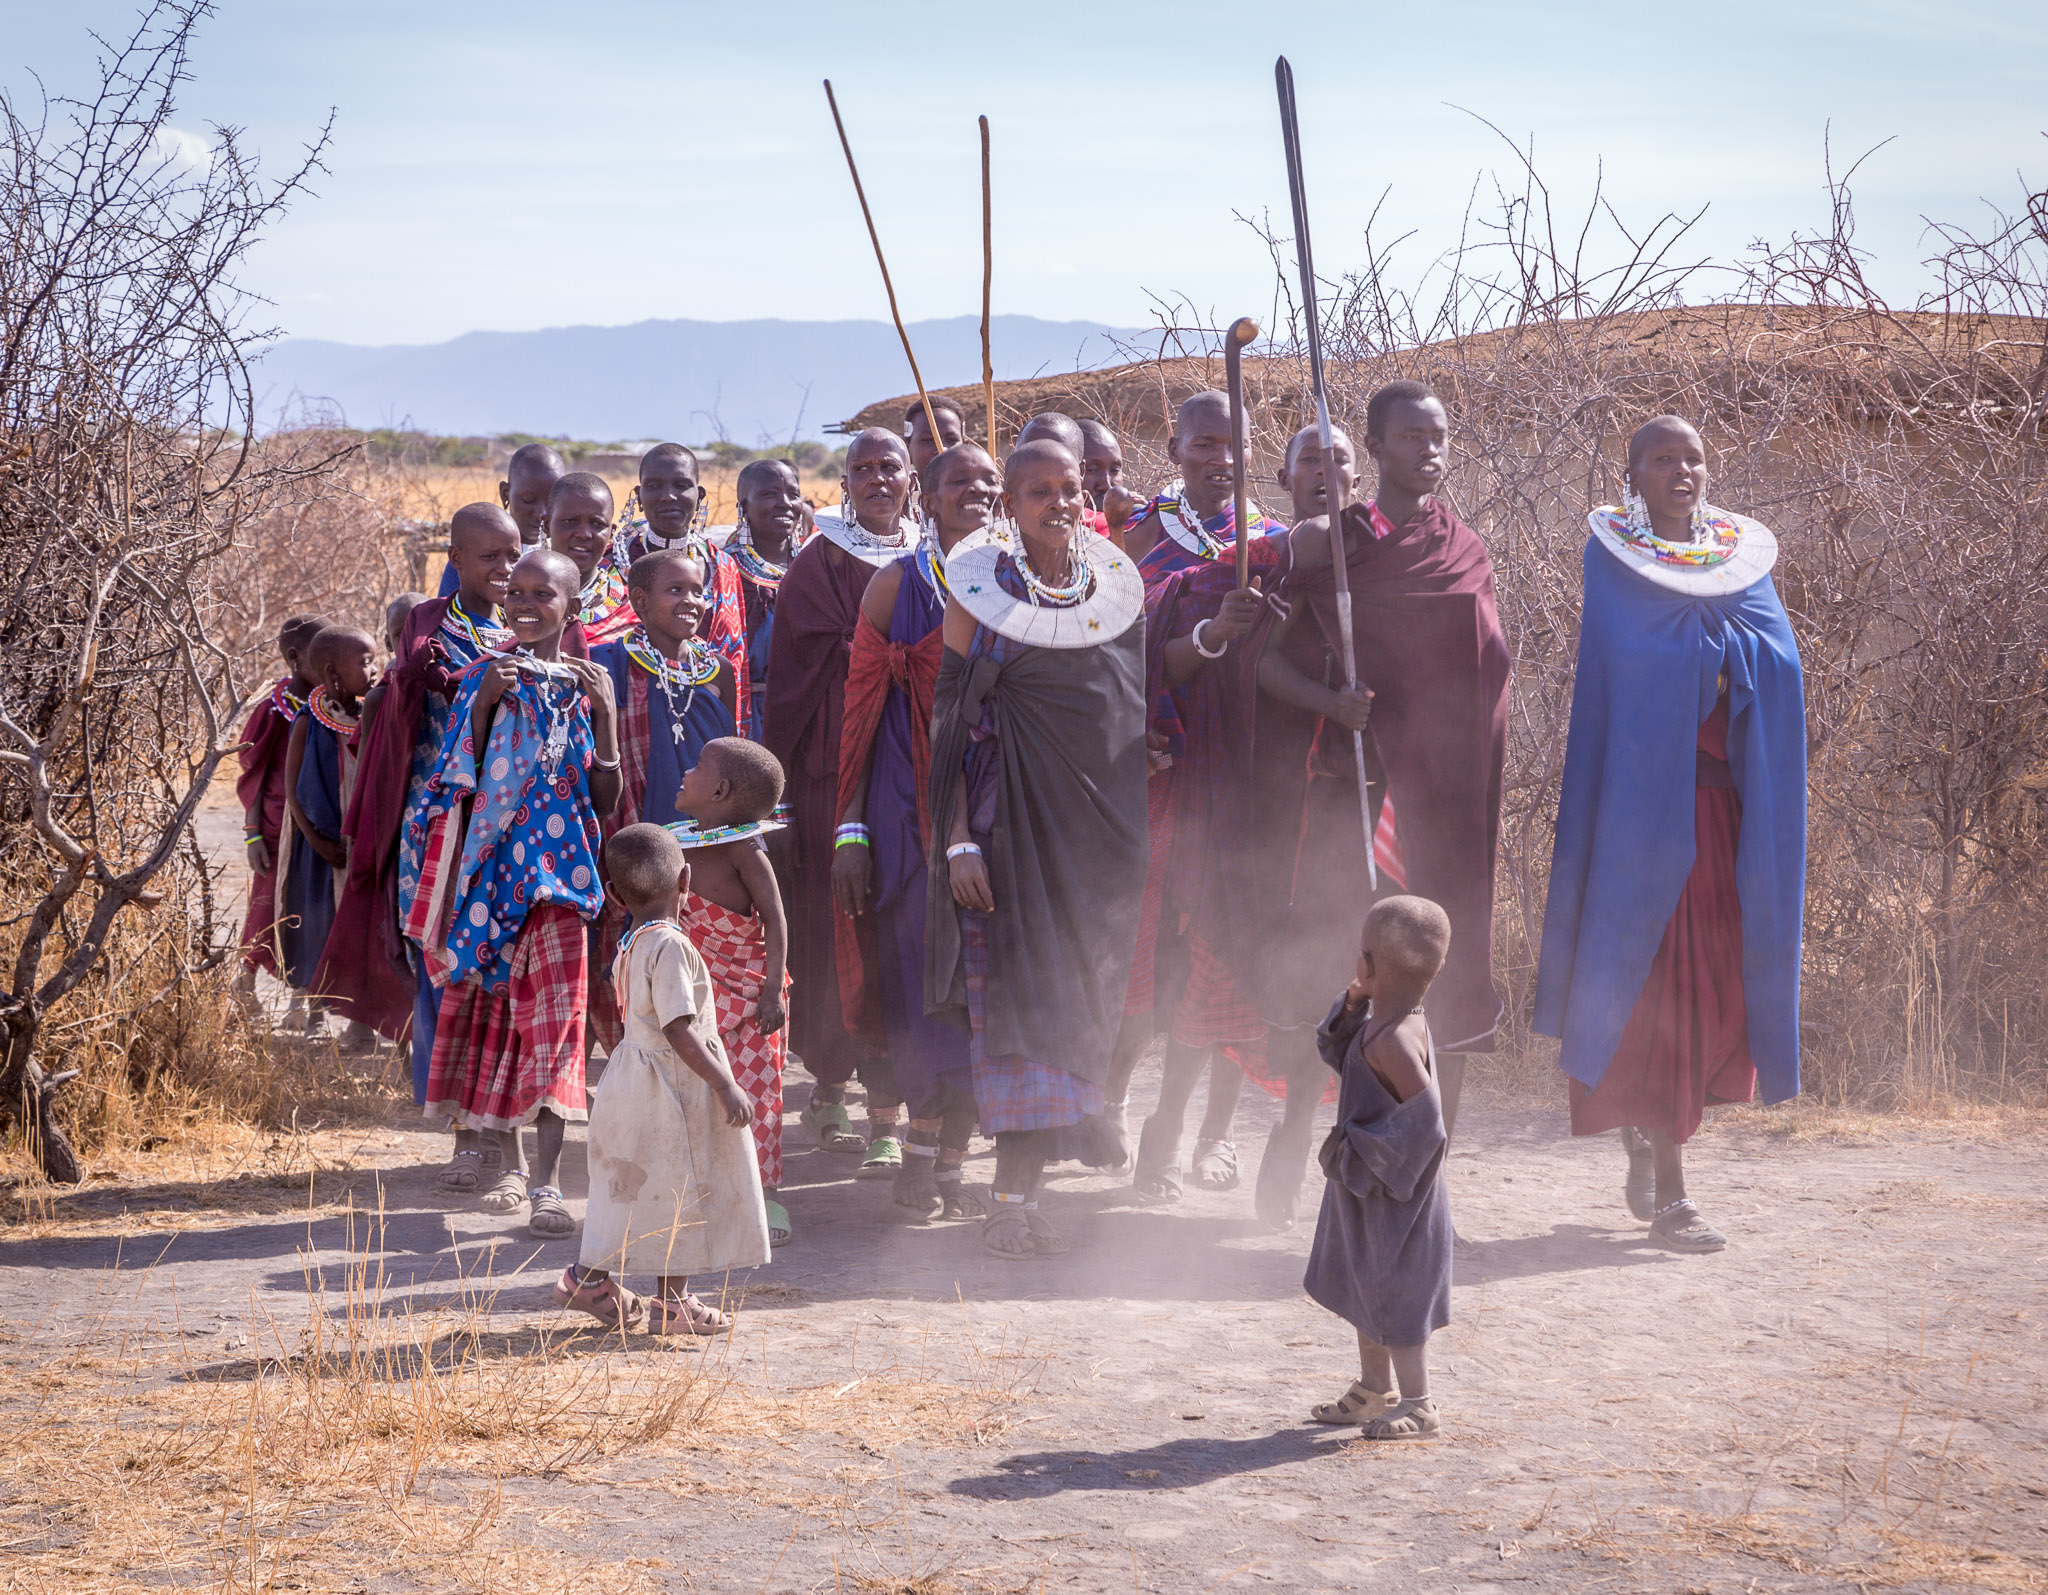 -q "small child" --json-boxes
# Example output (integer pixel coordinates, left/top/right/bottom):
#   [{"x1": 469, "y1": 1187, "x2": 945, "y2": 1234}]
[
  {"x1": 671, "y1": 738, "x2": 793, "y2": 1245},
  {"x1": 1302, "y1": 895, "x2": 1455, "y2": 1440},
  {"x1": 282, "y1": 625, "x2": 379, "y2": 1037},
  {"x1": 546, "y1": 471, "x2": 634, "y2": 648},
  {"x1": 561, "y1": 822, "x2": 770, "y2": 1335},
  {"x1": 384, "y1": 591, "x2": 429, "y2": 655},
  {"x1": 235, "y1": 615, "x2": 329, "y2": 1000}
]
